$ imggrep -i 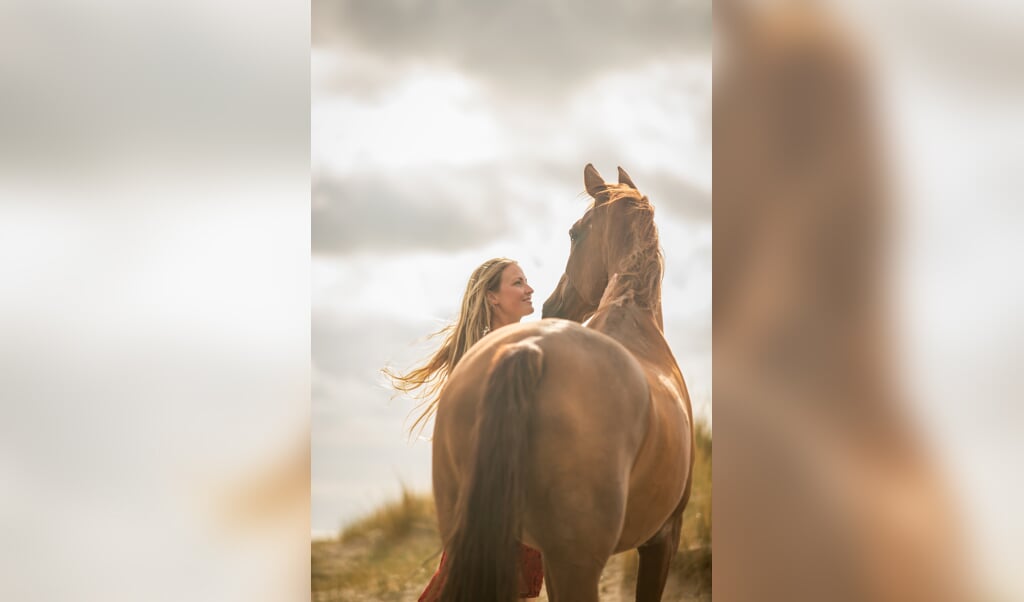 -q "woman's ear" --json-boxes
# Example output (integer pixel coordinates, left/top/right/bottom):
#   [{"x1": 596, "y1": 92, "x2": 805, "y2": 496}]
[{"x1": 486, "y1": 291, "x2": 497, "y2": 306}]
